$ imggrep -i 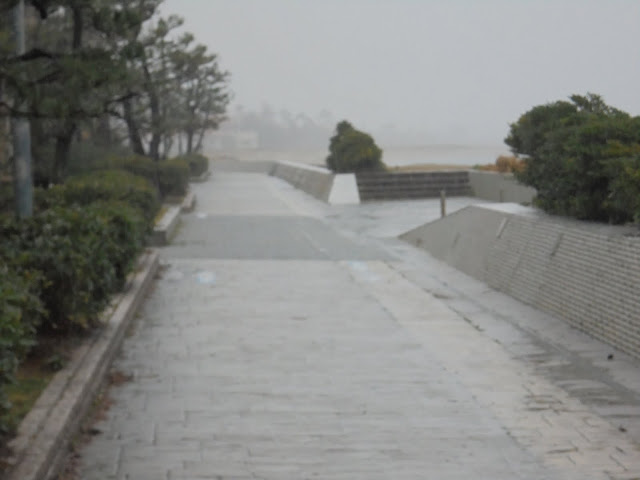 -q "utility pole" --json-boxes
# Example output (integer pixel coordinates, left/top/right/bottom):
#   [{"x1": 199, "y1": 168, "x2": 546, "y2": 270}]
[{"x1": 11, "y1": 0, "x2": 33, "y2": 218}]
